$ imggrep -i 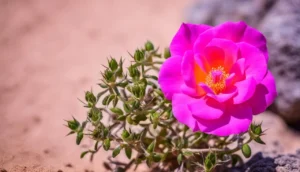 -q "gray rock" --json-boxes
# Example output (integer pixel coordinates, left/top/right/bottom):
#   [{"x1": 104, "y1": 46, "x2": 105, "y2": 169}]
[
  {"x1": 260, "y1": 0, "x2": 300, "y2": 124},
  {"x1": 186, "y1": 0, "x2": 300, "y2": 124},
  {"x1": 229, "y1": 151, "x2": 300, "y2": 172},
  {"x1": 186, "y1": 0, "x2": 277, "y2": 27}
]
